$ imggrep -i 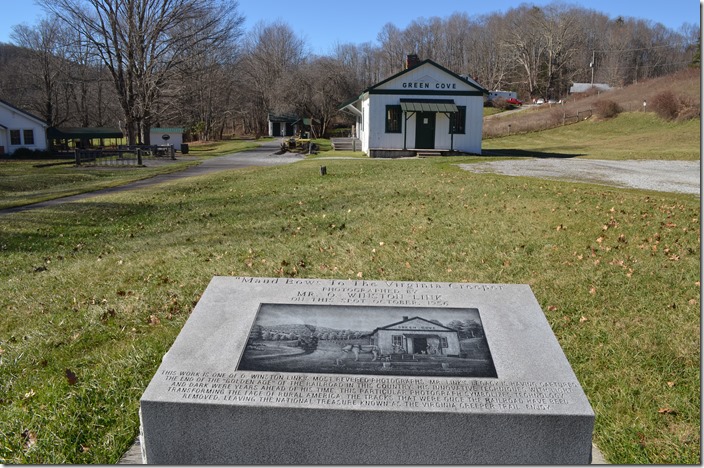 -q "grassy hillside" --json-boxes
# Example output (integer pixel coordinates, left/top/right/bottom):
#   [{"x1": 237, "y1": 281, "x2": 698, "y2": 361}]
[
  {"x1": 484, "y1": 67, "x2": 701, "y2": 138},
  {"x1": 484, "y1": 111, "x2": 700, "y2": 160},
  {"x1": 0, "y1": 156, "x2": 699, "y2": 464}
]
